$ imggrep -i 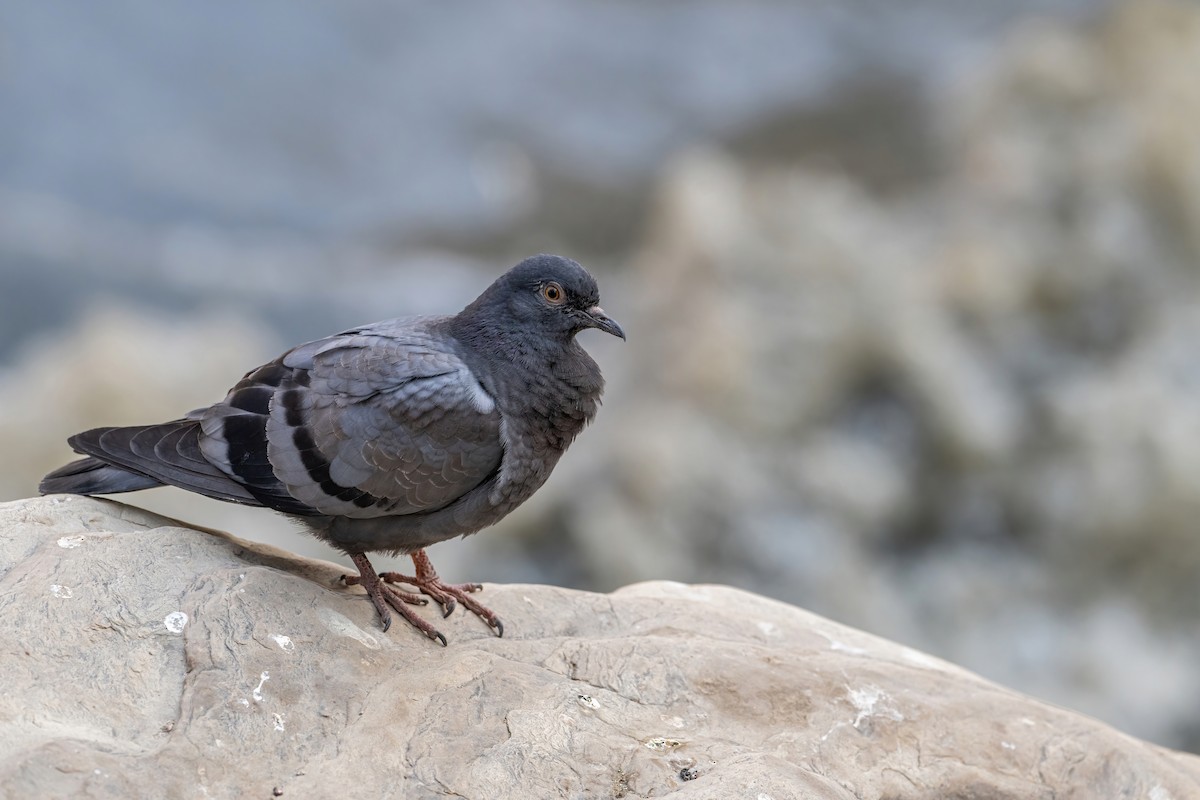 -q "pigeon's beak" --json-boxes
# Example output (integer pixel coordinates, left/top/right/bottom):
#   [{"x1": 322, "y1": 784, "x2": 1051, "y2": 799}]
[{"x1": 584, "y1": 305, "x2": 626, "y2": 340}]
